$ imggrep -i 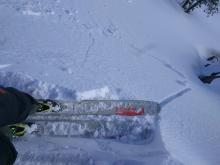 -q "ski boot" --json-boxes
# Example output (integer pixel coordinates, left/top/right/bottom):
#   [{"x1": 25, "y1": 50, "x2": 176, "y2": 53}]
[
  {"x1": 9, "y1": 122, "x2": 38, "y2": 137},
  {"x1": 36, "y1": 99, "x2": 62, "y2": 112}
]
